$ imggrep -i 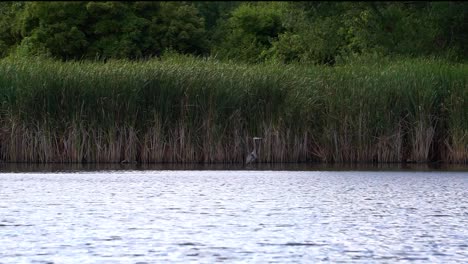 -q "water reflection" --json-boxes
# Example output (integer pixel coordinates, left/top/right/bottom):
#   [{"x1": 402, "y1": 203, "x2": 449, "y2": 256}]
[{"x1": 1, "y1": 161, "x2": 467, "y2": 173}]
